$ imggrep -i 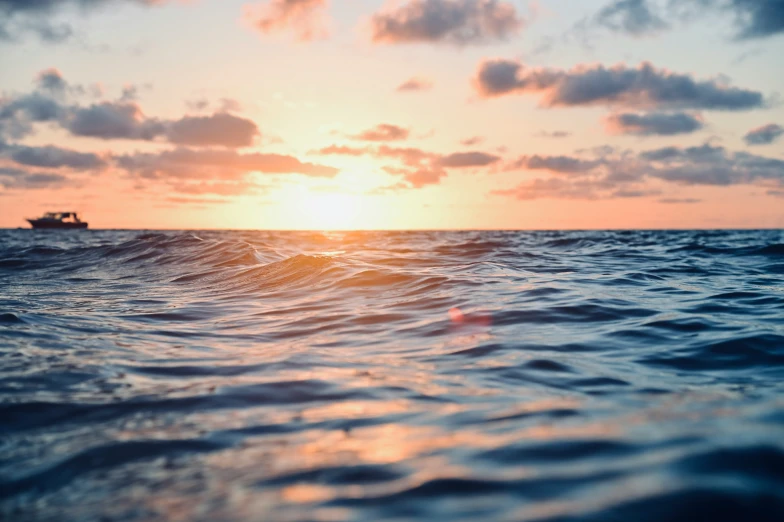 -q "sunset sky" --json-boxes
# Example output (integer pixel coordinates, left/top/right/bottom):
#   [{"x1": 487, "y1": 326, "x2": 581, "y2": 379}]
[{"x1": 1, "y1": 0, "x2": 783, "y2": 229}]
